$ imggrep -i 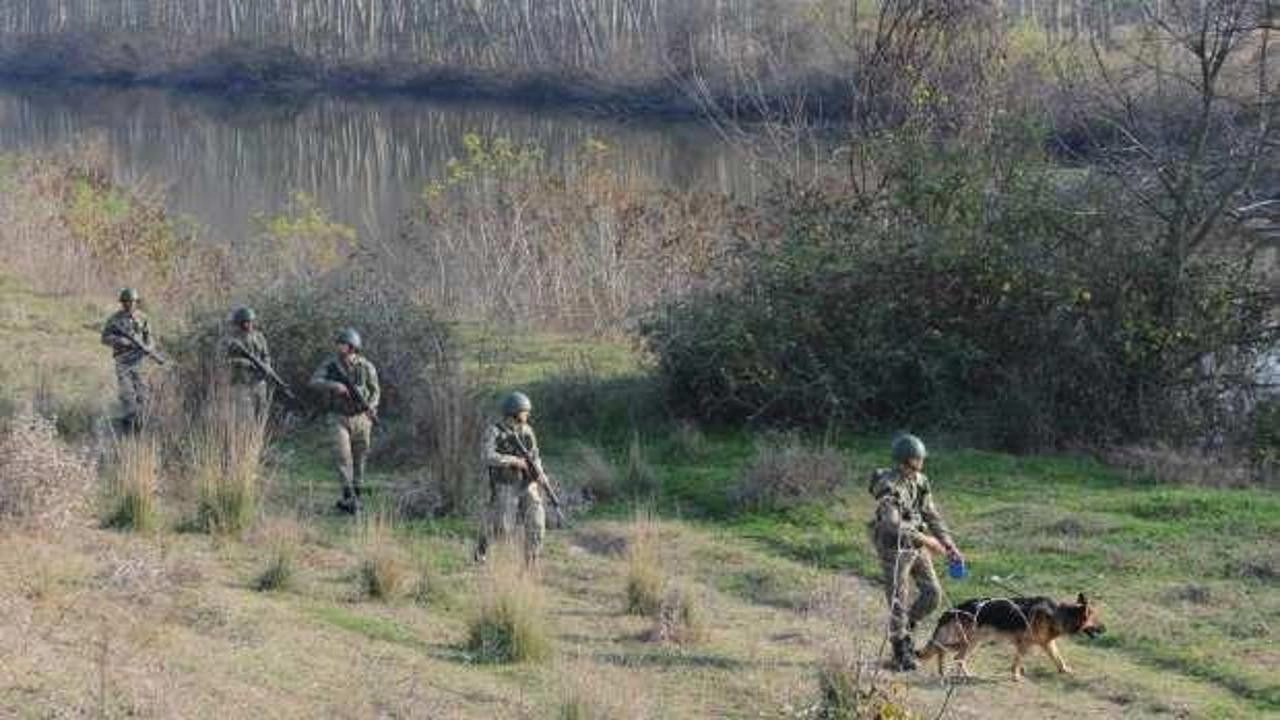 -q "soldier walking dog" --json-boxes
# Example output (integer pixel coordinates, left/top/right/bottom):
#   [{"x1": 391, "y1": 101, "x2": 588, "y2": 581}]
[{"x1": 868, "y1": 433, "x2": 966, "y2": 671}]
